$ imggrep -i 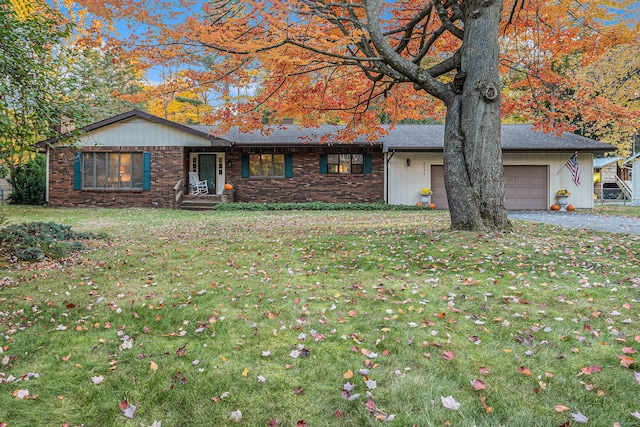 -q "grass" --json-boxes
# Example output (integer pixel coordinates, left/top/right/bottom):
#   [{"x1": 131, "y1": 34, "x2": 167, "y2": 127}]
[
  {"x1": 592, "y1": 204, "x2": 640, "y2": 217},
  {"x1": 0, "y1": 205, "x2": 639, "y2": 427}
]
